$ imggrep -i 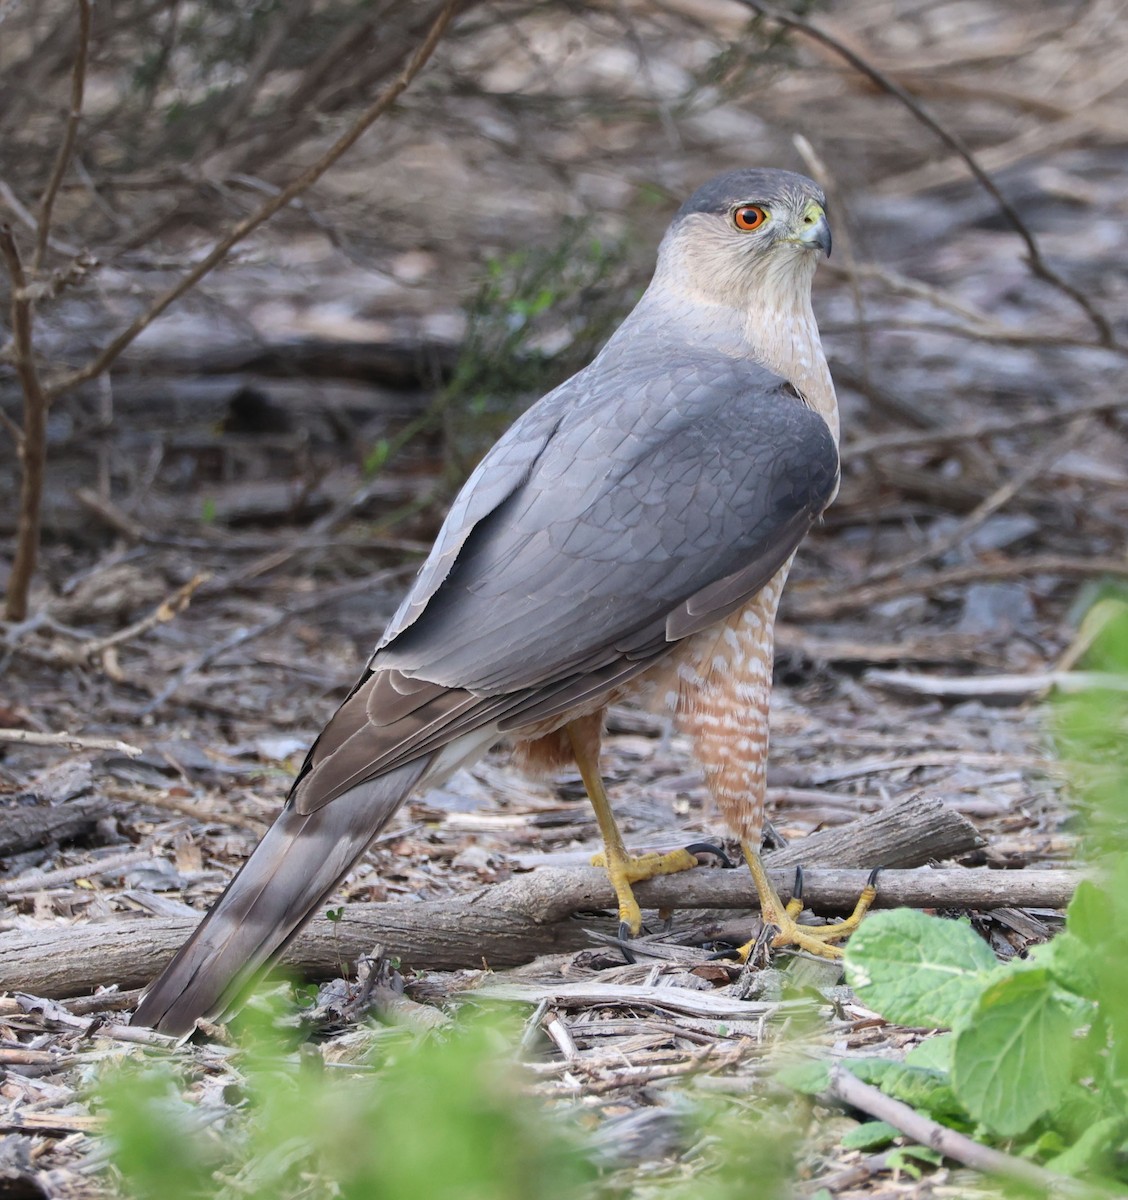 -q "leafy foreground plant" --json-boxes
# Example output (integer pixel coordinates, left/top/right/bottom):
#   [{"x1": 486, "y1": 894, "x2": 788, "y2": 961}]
[
  {"x1": 100, "y1": 1003, "x2": 808, "y2": 1200},
  {"x1": 100, "y1": 1013, "x2": 600, "y2": 1200},
  {"x1": 788, "y1": 598, "x2": 1128, "y2": 1196}
]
